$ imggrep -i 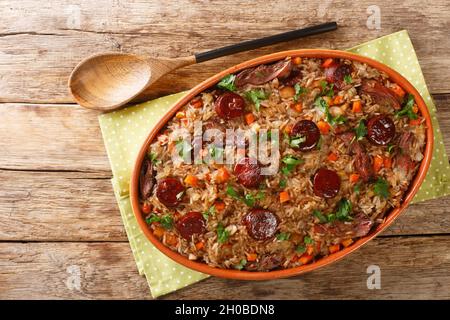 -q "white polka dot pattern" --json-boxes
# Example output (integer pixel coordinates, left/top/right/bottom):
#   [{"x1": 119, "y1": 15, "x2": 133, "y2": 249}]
[{"x1": 98, "y1": 30, "x2": 450, "y2": 298}]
